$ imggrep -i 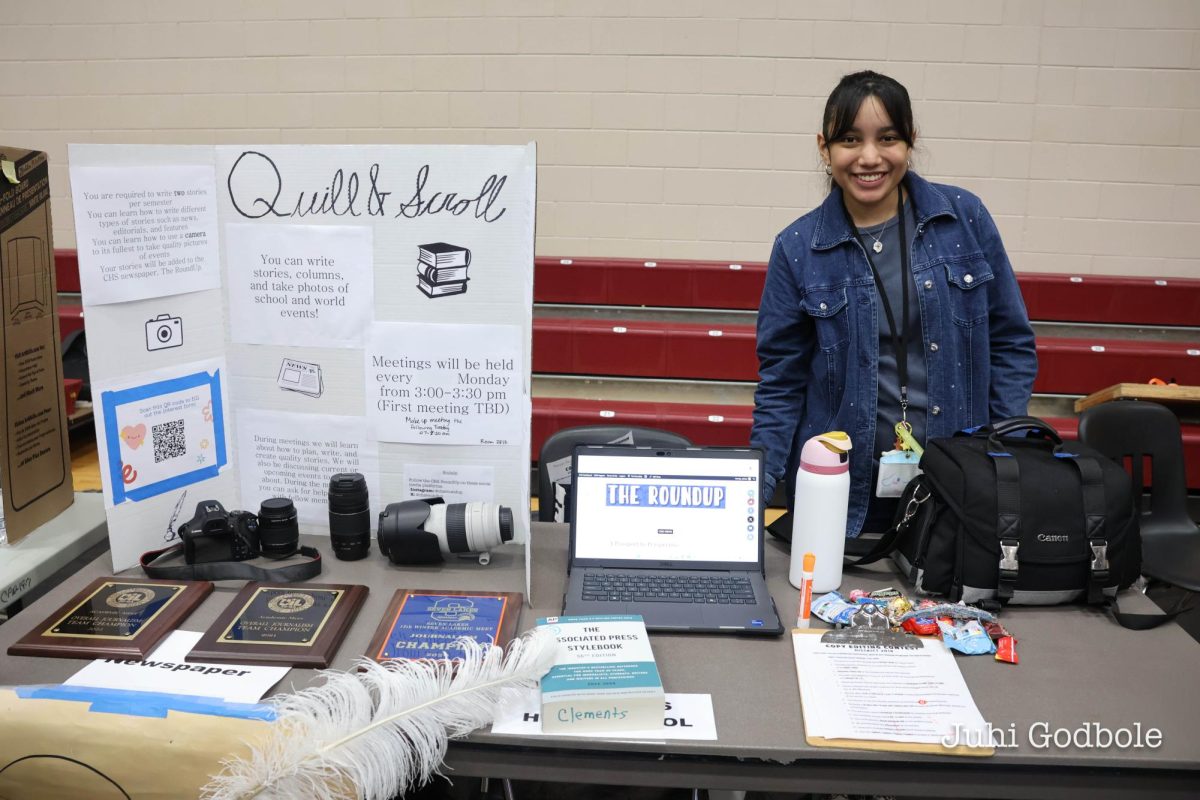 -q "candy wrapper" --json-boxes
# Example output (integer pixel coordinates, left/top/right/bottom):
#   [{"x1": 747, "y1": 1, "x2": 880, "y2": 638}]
[
  {"x1": 885, "y1": 595, "x2": 913, "y2": 622},
  {"x1": 981, "y1": 620, "x2": 1018, "y2": 662},
  {"x1": 811, "y1": 591, "x2": 858, "y2": 626},
  {"x1": 938, "y1": 619, "x2": 997, "y2": 655},
  {"x1": 901, "y1": 599, "x2": 940, "y2": 636},
  {"x1": 897, "y1": 602, "x2": 996, "y2": 625},
  {"x1": 983, "y1": 620, "x2": 1011, "y2": 640}
]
